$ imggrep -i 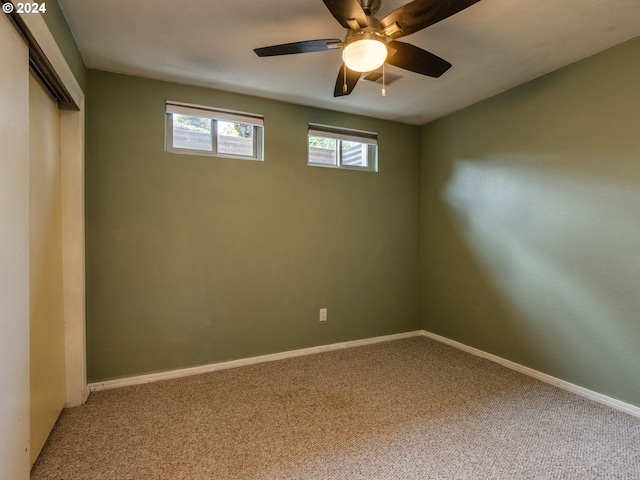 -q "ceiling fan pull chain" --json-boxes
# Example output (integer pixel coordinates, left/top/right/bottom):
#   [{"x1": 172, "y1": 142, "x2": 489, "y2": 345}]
[
  {"x1": 343, "y1": 63, "x2": 348, "y2": 94},
  {"x1": 382, "y1": 63, "x2": 386, "y2": 97}
]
